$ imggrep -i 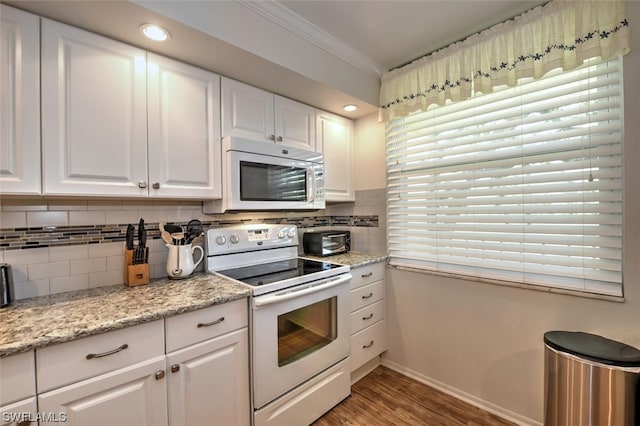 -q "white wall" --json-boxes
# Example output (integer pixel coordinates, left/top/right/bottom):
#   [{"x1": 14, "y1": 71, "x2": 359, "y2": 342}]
[
  {"x1": 354, "y1": 113, "x2": 386, "y2": 191},
  {"x1": 371, "y1": 3, "x2": 640, "y2": 424}
]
